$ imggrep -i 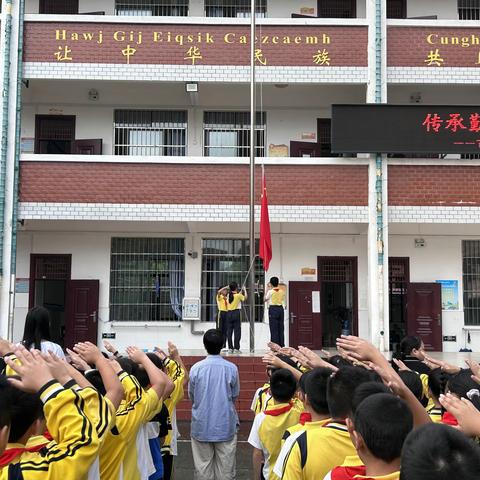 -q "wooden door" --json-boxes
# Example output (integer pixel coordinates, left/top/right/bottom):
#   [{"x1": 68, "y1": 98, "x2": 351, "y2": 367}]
[
  {"x1": 290, "y1": 141, "x2": 320, "y2": 157},
  {"x1": 288, "y1": 282, "x2": 321, "y2": 349},
  {"x1": 407, "y1": 283, "x2": 442, "y2": 351},
  {"x1": 65, "y1": 280, "x2": 99, "y2": 349},
  {"x1": 39, "y1": 0, "x2": 79, "y2": 14},
  {"x1": 73, "y1": 139, "x2": 103, "y2": 155}
]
